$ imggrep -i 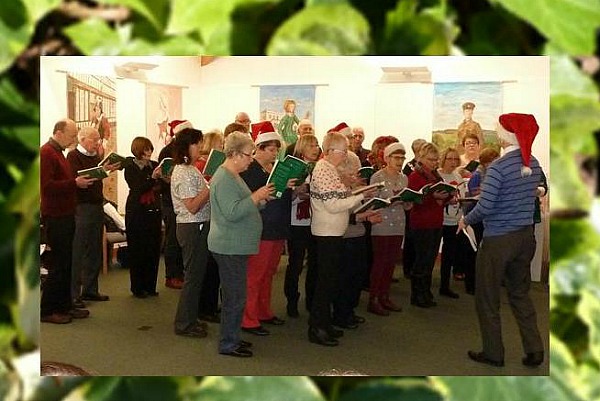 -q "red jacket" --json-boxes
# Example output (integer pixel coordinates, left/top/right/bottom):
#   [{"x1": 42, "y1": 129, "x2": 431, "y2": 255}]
[
  {"x1": 407, "y1": 169, "x2": 444, "y2": 229},
  {"x1": 41, "y1": 139, "x2": 77, "y2": 218}
]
